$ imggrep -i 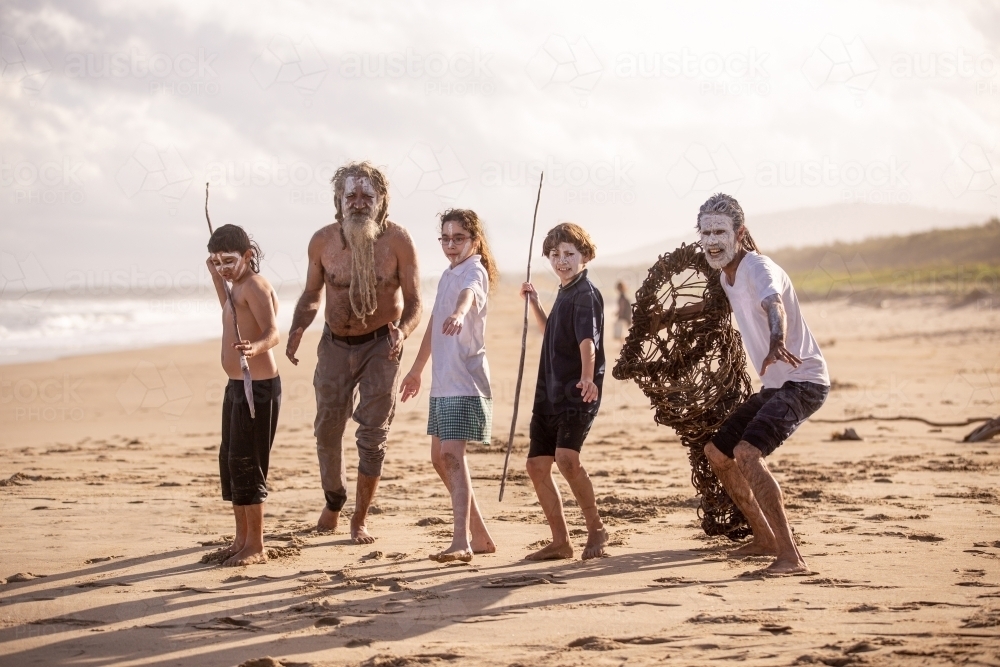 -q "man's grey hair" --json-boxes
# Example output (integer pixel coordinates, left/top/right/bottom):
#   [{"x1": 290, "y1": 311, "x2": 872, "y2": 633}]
[
  {"x1": 331, "y1": 161, "x2": 390, "y2": 228},
  {"x1": 696, "y1": 192, "x2": 745, "y2": 232}
]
